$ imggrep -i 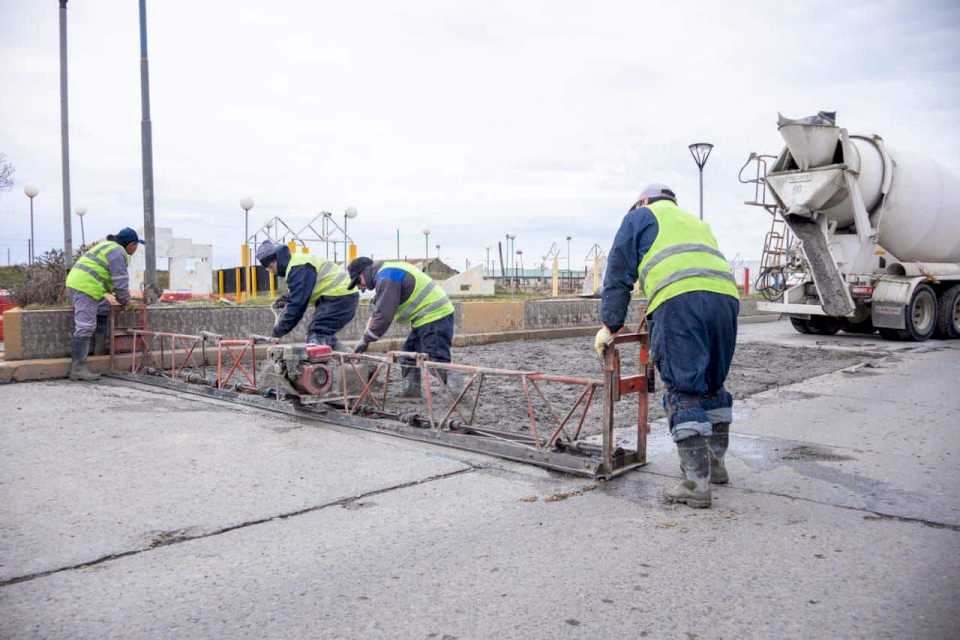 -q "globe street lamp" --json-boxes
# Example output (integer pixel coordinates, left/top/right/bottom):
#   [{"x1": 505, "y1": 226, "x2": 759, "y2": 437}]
[
  {"x1": 240, "y1": 197, "x2": 254, "y2": 261},
  {"x1": 24, "y1": 185, "x2": 38, "y2": 264},
  {"x1": 75, "y1": 207, "x2": 87, "y2": 247},
  {"x1": 688, "y1": 142, "x2": 714, "y2": 221},
  {"x1": 344, "y1": 206, "x2": 358, "y2": 264}
]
